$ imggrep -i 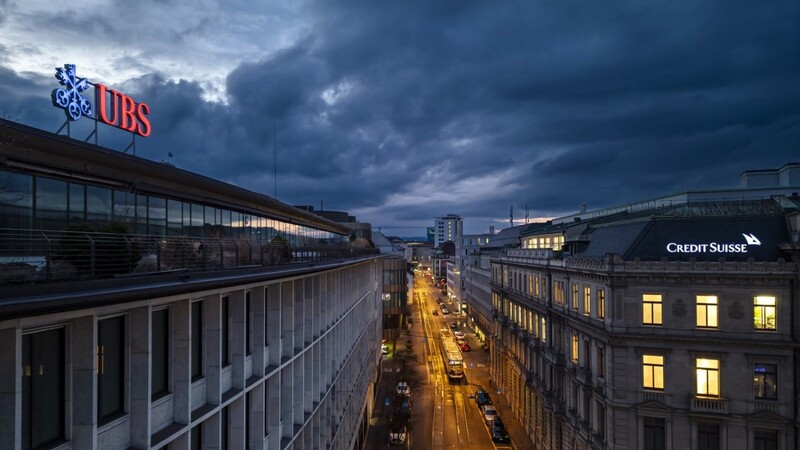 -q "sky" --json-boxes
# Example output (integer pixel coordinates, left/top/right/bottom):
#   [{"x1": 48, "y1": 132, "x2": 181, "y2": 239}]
[{"x1": 0, "y1": 0, "x2": 798, "y2": 236}]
